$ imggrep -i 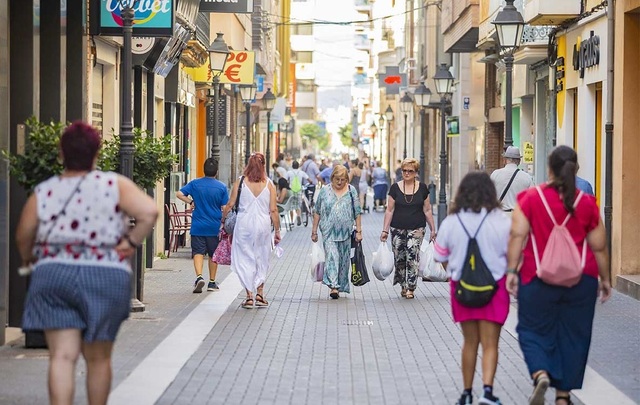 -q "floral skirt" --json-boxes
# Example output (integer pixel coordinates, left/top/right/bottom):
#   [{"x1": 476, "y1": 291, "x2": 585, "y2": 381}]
[{"x1": 391, "y1": 227, "x2": 425, "y2": 291}]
